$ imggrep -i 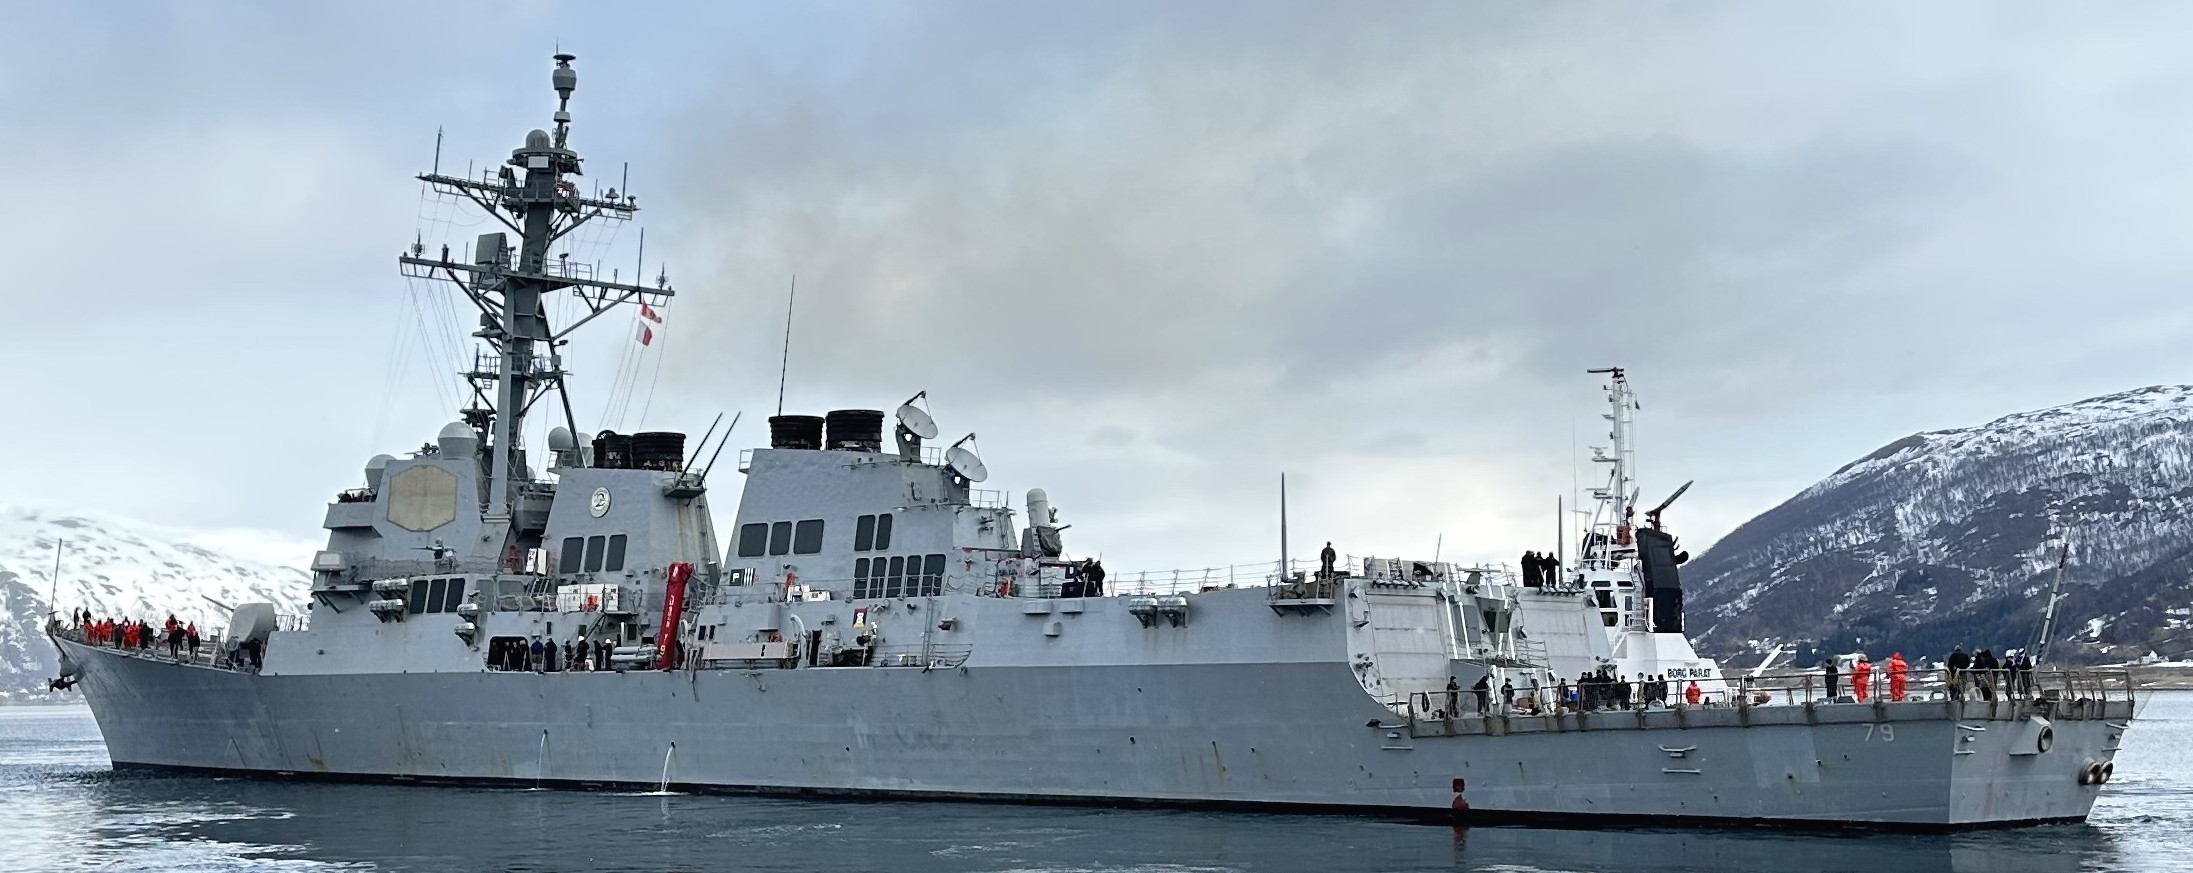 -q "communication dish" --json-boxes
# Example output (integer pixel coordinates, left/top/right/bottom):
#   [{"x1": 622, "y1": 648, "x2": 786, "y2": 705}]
[
  {"x1": 945, "y1": 436, "x2": 988, "y2": 483},
  {"x1": 896, "y1": 403, "x2": 938, "y2": 440}
]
